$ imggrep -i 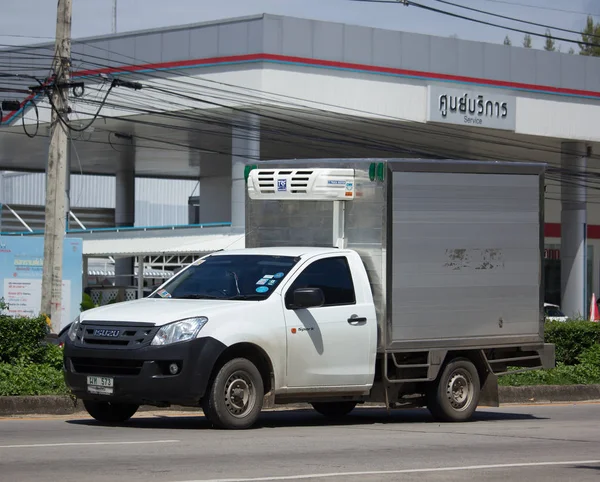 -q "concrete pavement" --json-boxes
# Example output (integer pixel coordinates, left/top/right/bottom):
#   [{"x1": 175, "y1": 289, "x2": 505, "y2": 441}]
[{"x1": 0, "y1": 403, "x2": 599, "y2": 482}]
